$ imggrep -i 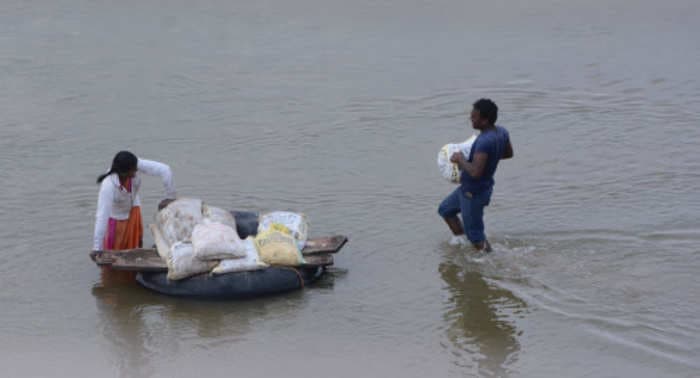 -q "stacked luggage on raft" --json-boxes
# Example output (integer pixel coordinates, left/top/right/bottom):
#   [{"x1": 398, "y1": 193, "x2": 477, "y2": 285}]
[{"x1": 93, "y1": 198, "x2": 347, "y2": 299}]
